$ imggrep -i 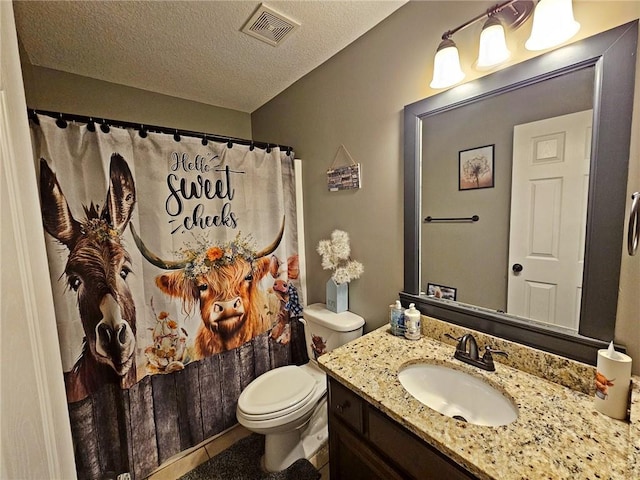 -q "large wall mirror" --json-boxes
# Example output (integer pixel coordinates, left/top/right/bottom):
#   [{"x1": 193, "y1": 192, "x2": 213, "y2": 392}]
[{"x1": 402, "y1": 21, "x2": 638, "y2": 365}]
